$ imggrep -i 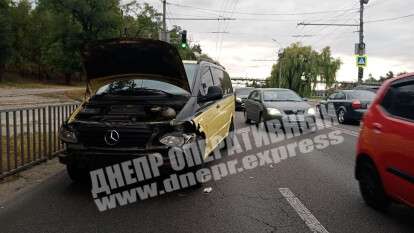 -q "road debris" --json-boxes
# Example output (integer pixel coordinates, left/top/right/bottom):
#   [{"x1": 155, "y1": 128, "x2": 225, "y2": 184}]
[{"x1": 203, "y1": 187, "x2": 213, "y2": 194}]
